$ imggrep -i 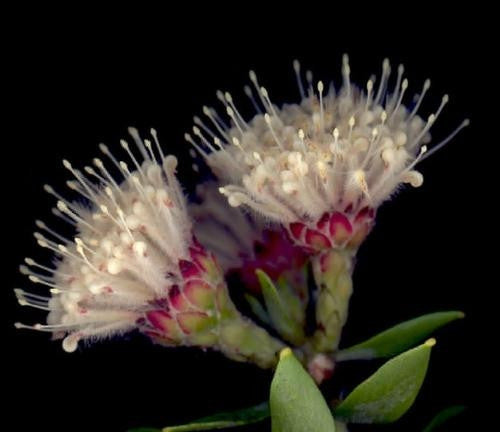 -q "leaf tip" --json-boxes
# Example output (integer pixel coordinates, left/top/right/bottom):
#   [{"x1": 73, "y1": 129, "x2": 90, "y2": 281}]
[
  {"x1": 458, "y1": 311, "x2": 465, "y2": 319},
  {"x1": 425, "y1": 337, "x2": 437, "y2": 347},
  {"x1": 279, "y1": 347, "x2": 293, "y2": 360}
]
